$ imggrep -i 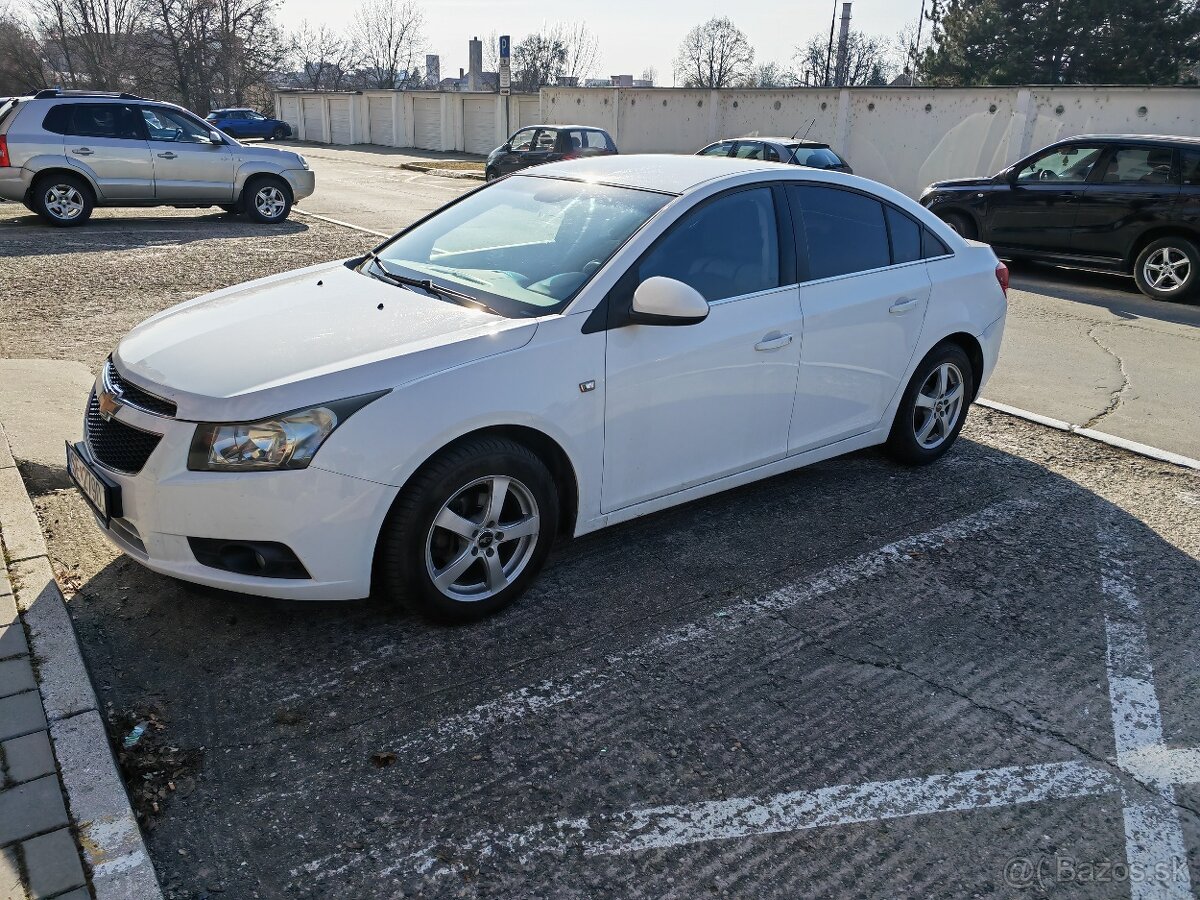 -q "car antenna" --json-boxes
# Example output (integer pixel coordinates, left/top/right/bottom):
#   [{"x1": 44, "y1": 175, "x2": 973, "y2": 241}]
[{"x1": 793, "y1": 118, "x2": 817, "y2": 142}]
